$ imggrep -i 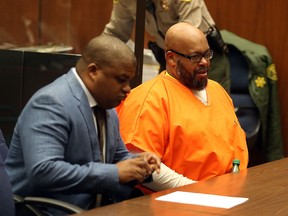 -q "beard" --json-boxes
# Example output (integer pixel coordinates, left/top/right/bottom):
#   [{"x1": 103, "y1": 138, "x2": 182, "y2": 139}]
[{"x1": 176, "y1": 61, "x2": 208, "y2": 90}]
